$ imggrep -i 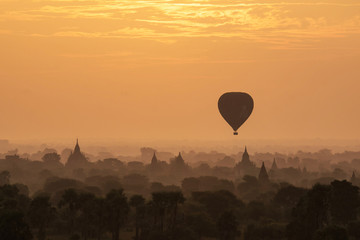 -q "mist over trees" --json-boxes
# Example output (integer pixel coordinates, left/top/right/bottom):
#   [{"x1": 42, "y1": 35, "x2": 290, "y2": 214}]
[{"x1": 2, "y1": 140, "x2": 360, "y2": 239}]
